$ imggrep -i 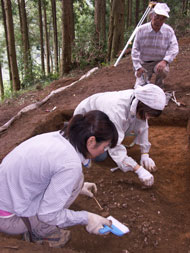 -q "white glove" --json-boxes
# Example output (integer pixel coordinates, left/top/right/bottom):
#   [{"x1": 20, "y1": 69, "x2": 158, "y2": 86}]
[
  {"x1": 86, "y1": 212, "x2": 111, "y2": 235},
  {"x1": 140, "y1": 154, "x2": 157, "y2": 172},
  {"x1": 135, "y1": 166, "x2": 154, "y2": 187},
  {"x1": 80, "y1": 182, "x2": 97, "y2": 198},
  {"x1": 120, "y1": 157, "x2": 136, "y2": 173}
]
